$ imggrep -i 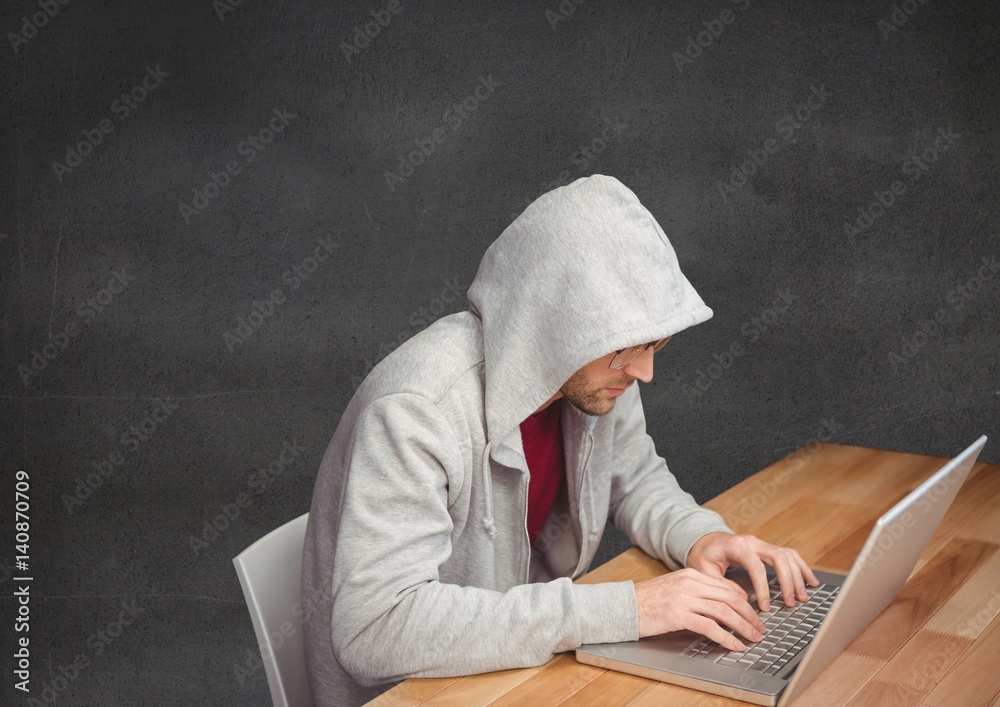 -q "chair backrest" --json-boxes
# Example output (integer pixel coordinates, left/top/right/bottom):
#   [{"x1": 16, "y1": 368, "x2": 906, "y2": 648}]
[{"x1": 233, "y1": 513, "x2": 314, "y2": 707}]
